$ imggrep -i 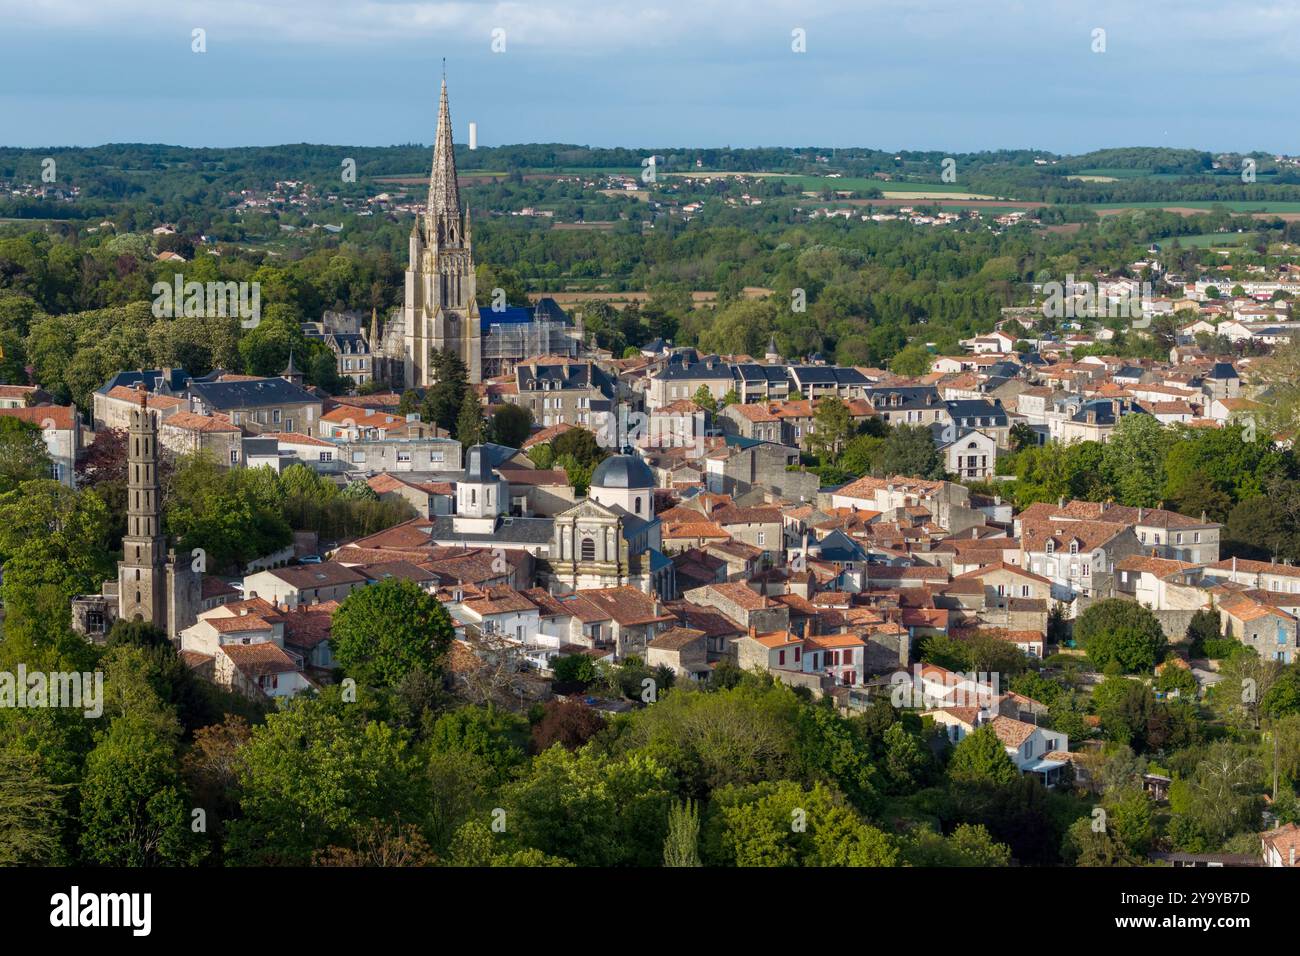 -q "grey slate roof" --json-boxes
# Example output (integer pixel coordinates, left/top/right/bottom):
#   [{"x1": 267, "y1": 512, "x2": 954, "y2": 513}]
[
  {"x1": 424, "y1": 515, "x2": 555, "y2": 545},
  {"x1": 187, "y1": 377, "x2": 319, "y2": 410}
]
